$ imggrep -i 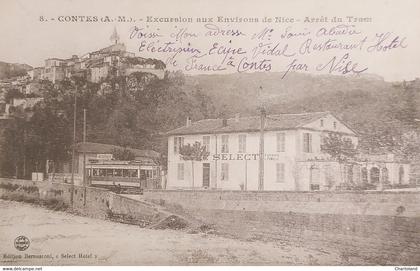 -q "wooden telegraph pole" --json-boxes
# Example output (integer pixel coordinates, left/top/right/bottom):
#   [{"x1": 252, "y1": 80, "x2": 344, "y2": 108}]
[
  {"x1": 258, "y1": 107, "x2": 266, "y2": 191},
  {"x1": 70, "y1": 86, "x2": 77, "y2": 207},
  {"x1": 257, "y1": 86, "x2": 266, "y2": 191},
  {"x1": 83, "y1": 108, "x2": 87, "y2": 206}
]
